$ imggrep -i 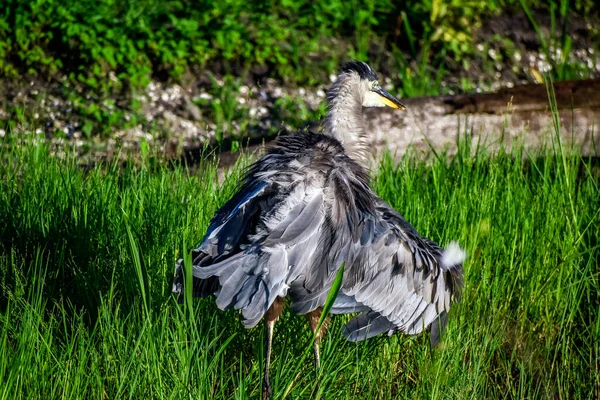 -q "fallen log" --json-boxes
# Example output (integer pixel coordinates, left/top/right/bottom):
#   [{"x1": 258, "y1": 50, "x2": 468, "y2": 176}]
[
  {"x1": 364, "y1": 78, "x2": 600, "y2": 163},
  {"x1": 190, "y1": 79, "x2": 600, "y2": 169}
]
